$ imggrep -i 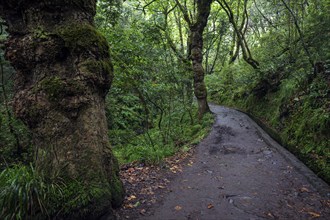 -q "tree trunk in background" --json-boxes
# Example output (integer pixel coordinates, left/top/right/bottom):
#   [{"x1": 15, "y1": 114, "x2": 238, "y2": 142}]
[
  {"x1": 190, "y1": 0, "x2": 212, "y2": 119},
  {"x1": 0, "y1": 0, "x2": 124, "y2": 218}
]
